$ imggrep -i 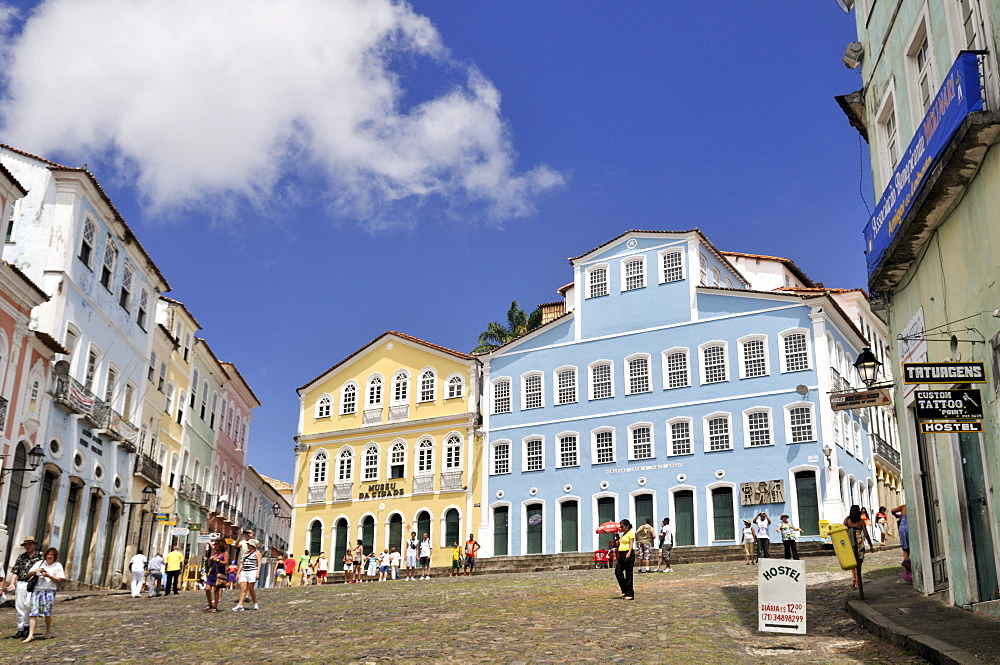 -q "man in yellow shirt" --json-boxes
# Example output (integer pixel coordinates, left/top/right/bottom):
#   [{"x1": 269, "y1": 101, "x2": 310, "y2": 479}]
[
  {"x1": 615, "y1": 519, "x2": 636, "y2": 600},
  {"x1": 164, "y1": 544, "x2": 185, "y2": 595}
]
